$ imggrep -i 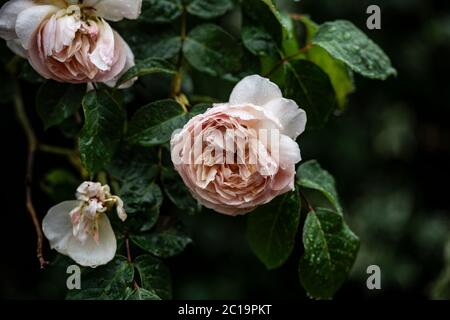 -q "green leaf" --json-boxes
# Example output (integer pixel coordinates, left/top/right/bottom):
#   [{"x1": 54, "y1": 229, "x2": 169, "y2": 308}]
[
  {"x1": 296, "y1": 160, "x2": 342, "y2": 214},
  {"x1": 108, "y1": 144, "x2": 159, "y2": 183},
  {"x1": 130, "y1": 222, "x2": 193, "y2": 258},
  {"x1": 186, "y1": 0, "x2": 233, "y2": 19},
  {"x1": 284, "y1": 59, "x2": 336, "y2": 128},
  {"x1": 280, "y1": 13, "x2": 300, "y2": 57},
  {"x1": 133, "y1": 30, "x2": 181, "y2": 60},
  {"x1": 66, "y1": 256, "x2": 134, "y2": 300},
  {"x1": 116, "y1": 58, "x2": 175, "y2": 87},
  {"x1": 312, "y1": 20, "x2": 397, "y2": 80},
  {"x1": 299, "y1": 15, "x2": 318, "y2": 44},
  {"x1": 58, "y1": 116, "x2": 81, "y2": 138},
  {"x1": 125, "y1": 287, "x2": 161, "y2": 300},
  {"x1": 241, "y1": 24, "x2": 279, "y2": 57},
  {"x1": 243, "y1": 0, "x2": 285, "y2": 30},
  {"x1": 41, "y1": 169, "x2": 80, "y2": 203},
  {"x1": 161, "y1": 166, "x2": 199, "y2": 215},
  {"x1": 108, "y1": 145, "x2": 162, "y2": 231},
  {"x1": 127, "y1": 99, "x2": 187, "y2": 147},
  {"x1": 122, "y1": 183, "x2": 163, "y2": 232},
  {"x1": 299, "y1": 208, "x2": 359, "y2": 299},
  {"x1": 134, "y1": 255, "x2": 172, "y2": 299},
  {"x1": 299, "y1": 17, "x2": 354, "y2": 109},
  {"x1": 140, "y1": 0, "x2": 183, "y2": 24},
  {"x1": 79, "y1": 90, "x2": 125, "y2": 176},
  {"x1": 241, "y1": 0, "x2": 285, "y2": 57},
  {"x1": 248, "y1": 191, "x2": 301, "y2": 269},
  {"x1": 307, "y1": 46, "x2": 355, "y2": 109},
  {"x1": 183, "y1": 23, "x2": 242, "y2": 77},
  {"x1": 36, "y1": 81, "x2": 85, "y2": 129}
]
